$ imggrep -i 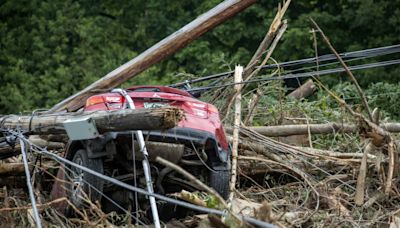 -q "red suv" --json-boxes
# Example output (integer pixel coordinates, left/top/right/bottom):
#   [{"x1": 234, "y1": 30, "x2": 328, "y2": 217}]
[{"x1": 62, "y1": 86, "x2": 231, "y2": 214}]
